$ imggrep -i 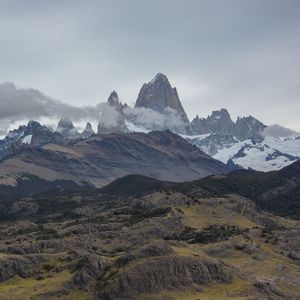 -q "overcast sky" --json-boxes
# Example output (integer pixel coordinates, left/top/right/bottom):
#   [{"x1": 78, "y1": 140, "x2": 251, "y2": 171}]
[{"x1": 0, "y1": 0, "x2": 299, "y2": 131}]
